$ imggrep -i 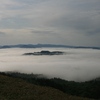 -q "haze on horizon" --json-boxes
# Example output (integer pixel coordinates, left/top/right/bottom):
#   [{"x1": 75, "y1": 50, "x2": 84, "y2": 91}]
[{"x1": 0, "y1": 0, "x2": 100, "y2": 47}]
